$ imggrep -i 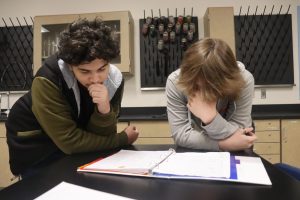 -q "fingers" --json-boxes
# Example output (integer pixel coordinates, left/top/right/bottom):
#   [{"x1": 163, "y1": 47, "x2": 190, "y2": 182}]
[
  {"x1": 88, "y1": 84, "x2": 110, "y2": 112},
  {"x1": 246, "y1": 131, "x2": 254, "y2": 136},
  {"x1": 125, "y1": 126, "x2": 139, "y2": 136},
  {"x1": 125, "y1": 125, "x2": 136, "y2": 131},
  {"x1": 243, "y1": 127, "x2": 254, "y2": 133},
  {"x1": 131, "y1": 125, "x2": 137, "y2": 131},
  {"x1": 243, "y1": 128, "x2": 257, "y2": 146},
  {"x1": 125, "y1": 125, "x2": 139, "y2": 144},
  {"x1": 88, "y1": 84, "x2": 106, "y2": 97},
  {"x1": 241, "y1": 127, "x2": 257, "y2": 147}
]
